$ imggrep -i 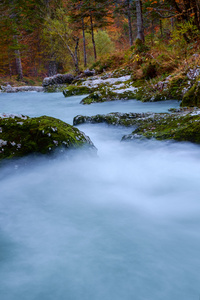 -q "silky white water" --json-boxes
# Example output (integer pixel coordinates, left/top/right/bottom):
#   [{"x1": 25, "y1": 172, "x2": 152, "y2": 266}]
[{"x1": 0, "y1": 92, "x2": 200, "y2": 300}]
